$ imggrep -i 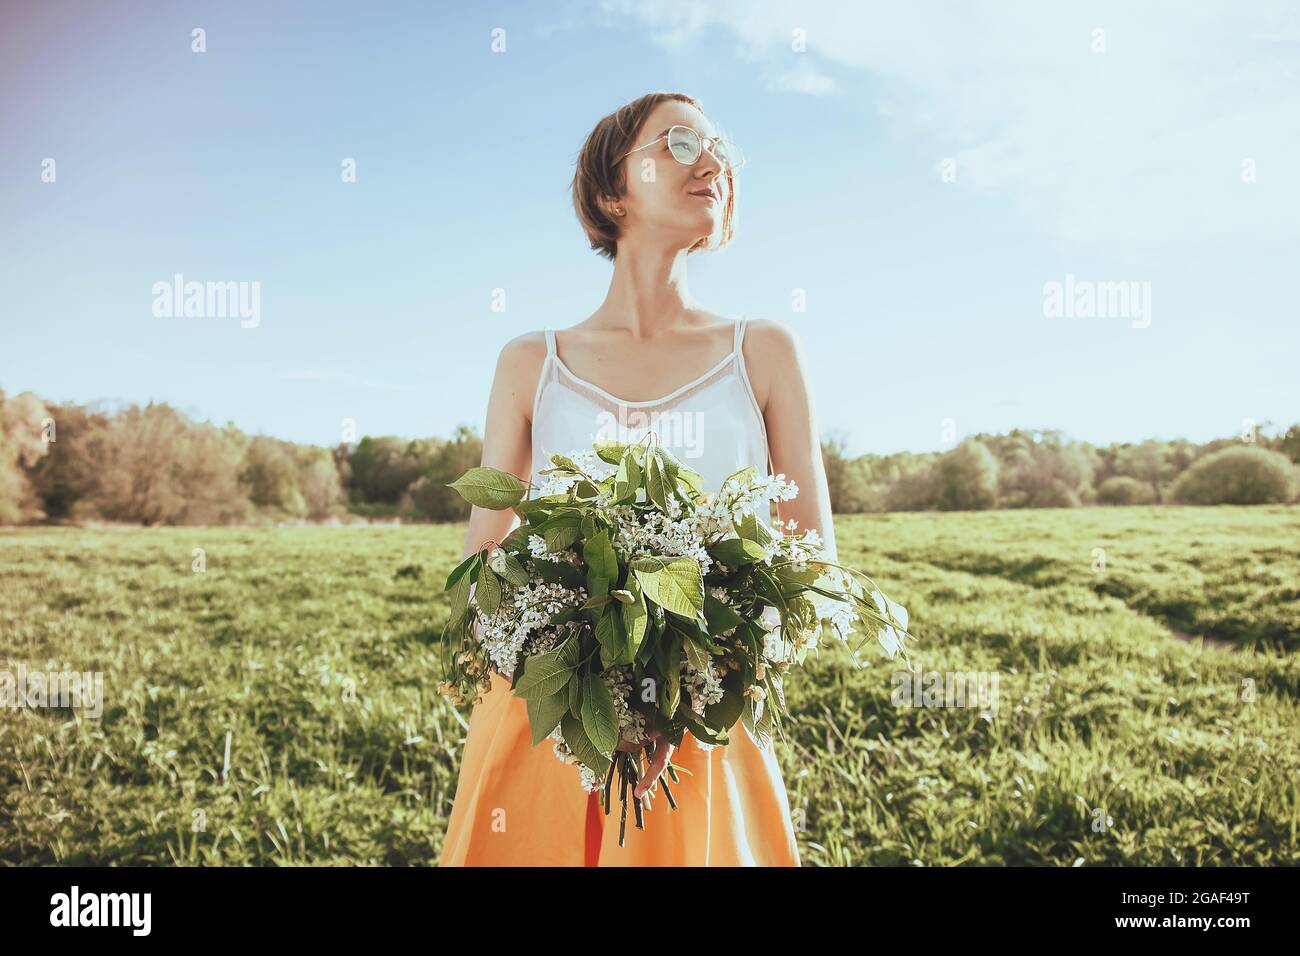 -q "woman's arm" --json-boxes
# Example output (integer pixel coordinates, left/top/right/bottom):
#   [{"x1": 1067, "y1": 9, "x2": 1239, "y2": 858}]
[
  {"x1": 460, "y1": 333, "x2": 545, "y2": 561},
  {"x1": 743, "y1": 319, "x2": 838, "y2": 563}
]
